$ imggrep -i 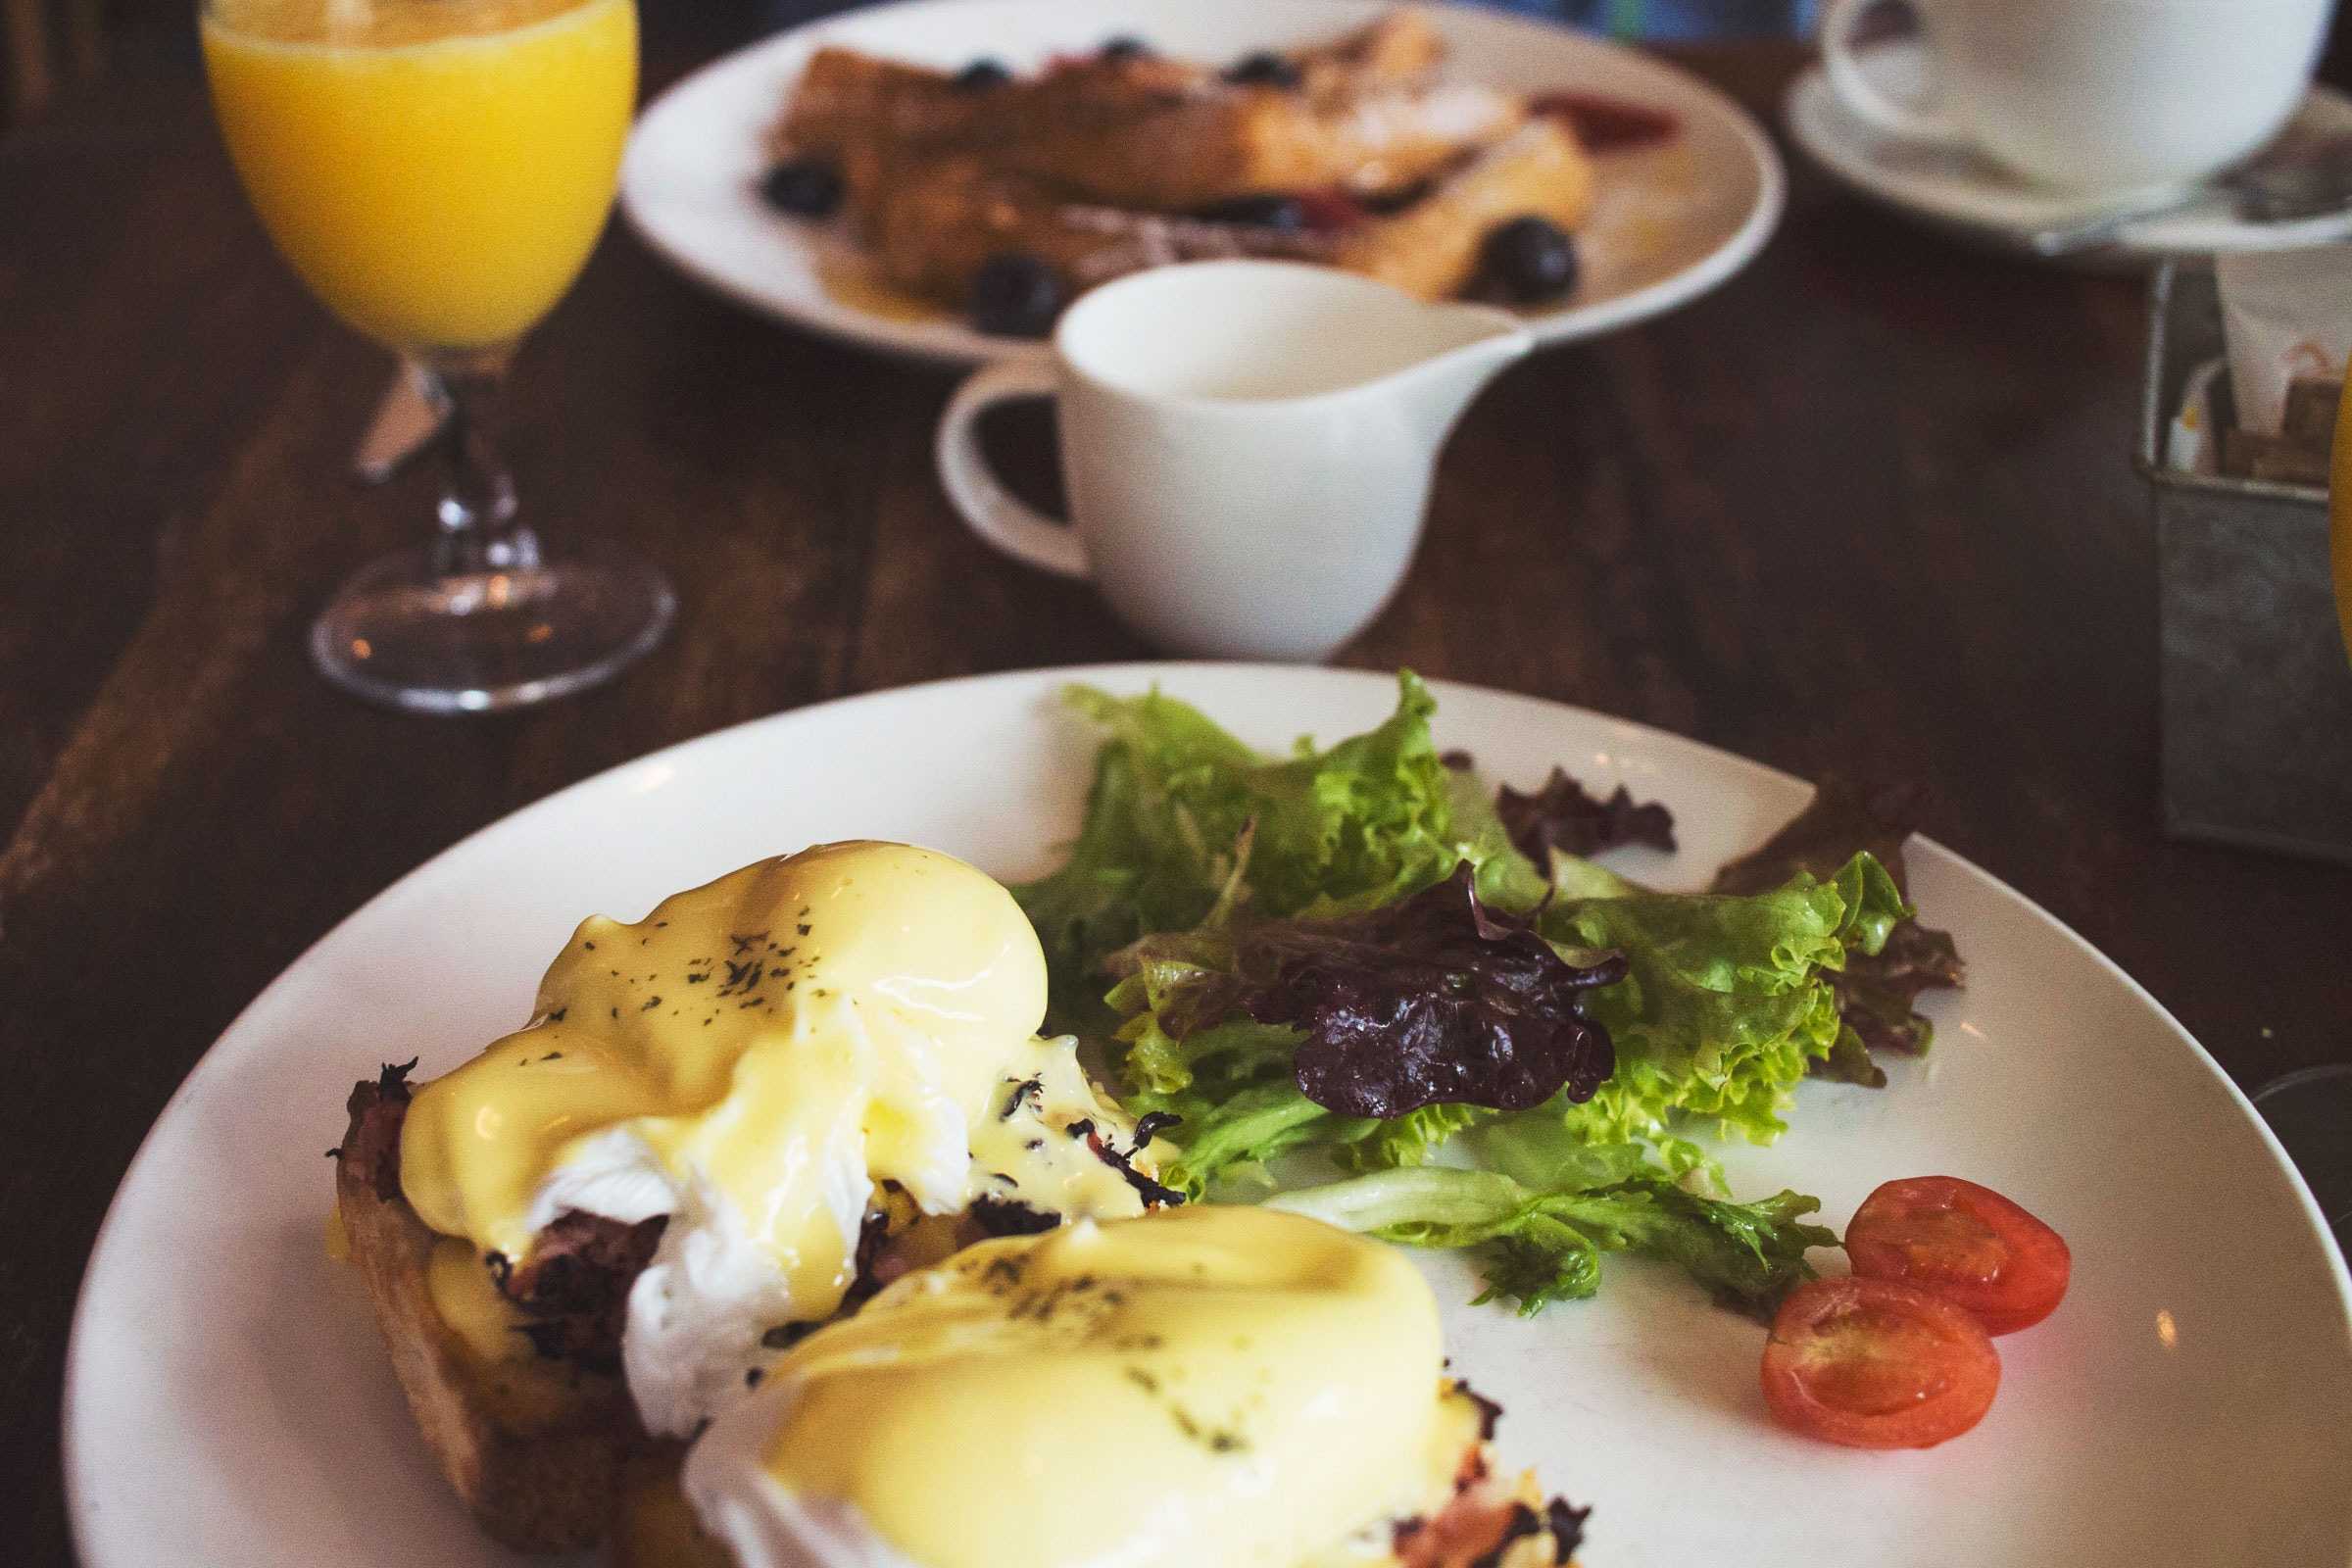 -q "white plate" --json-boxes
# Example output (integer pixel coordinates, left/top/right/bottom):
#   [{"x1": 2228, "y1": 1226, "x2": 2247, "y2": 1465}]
[
  {"x1": 1785, "y1": 41, "x2": 2352, "y2": 258},
  {"x1": 619, "y1": 0, "x2": 1785, "y2": 365},
  {"x1": 65, "y1": 665, "x2": 2352, "y2": 1568}
]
